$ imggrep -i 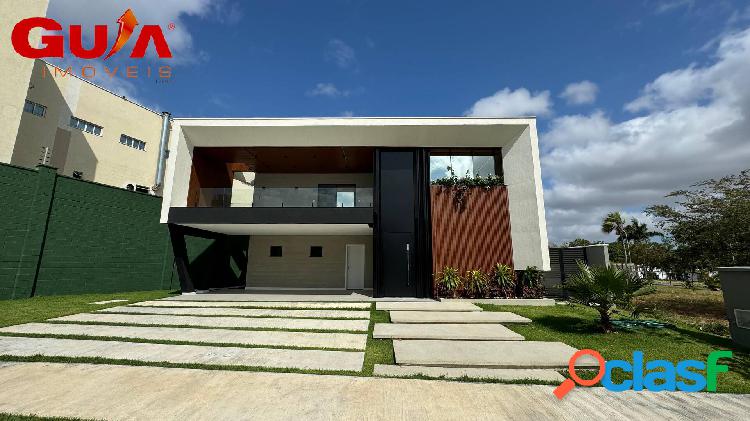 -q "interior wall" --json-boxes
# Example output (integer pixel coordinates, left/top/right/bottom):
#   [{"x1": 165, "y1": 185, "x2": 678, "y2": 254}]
[{"x1": 246, "y1": 235, "x2": 373, "y2": 289}]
